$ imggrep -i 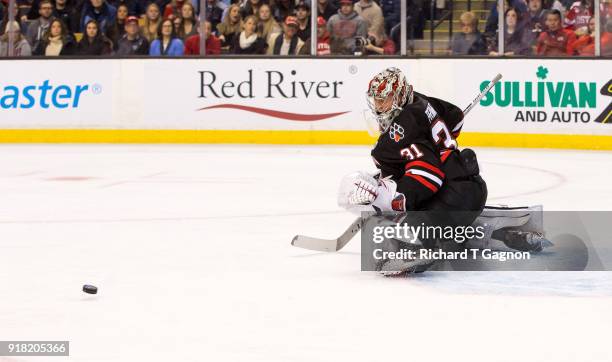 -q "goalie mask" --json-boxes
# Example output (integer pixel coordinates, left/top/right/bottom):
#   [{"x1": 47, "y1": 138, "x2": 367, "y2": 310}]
[{"x1": 366, "y1": 68, "x2": 413, "y2": 133}]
